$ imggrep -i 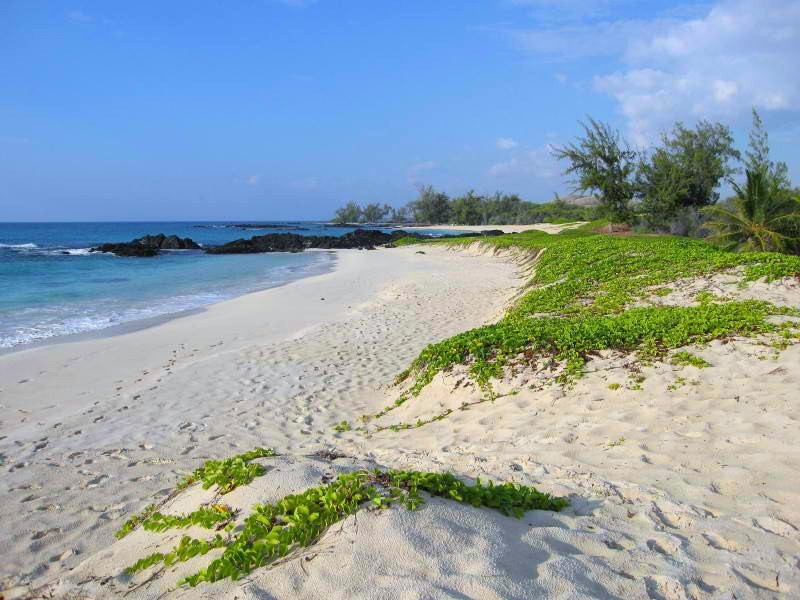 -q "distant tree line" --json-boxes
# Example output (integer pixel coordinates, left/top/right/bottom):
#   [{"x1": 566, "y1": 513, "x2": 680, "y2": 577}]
[
  {"x1": 551, "y1": 110, "x2": 800, "y2": 252},
  {"x1": 332, "y1": 109, "x2": 798, "y2": 254},
  {"x1": 332, "y1": 190, "x2": 595, "y2": 226}
]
